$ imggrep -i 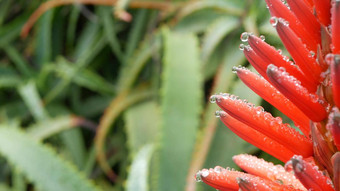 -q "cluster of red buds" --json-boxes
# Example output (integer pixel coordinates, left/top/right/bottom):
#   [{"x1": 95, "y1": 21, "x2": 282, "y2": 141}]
[{"x1": 196, "y1": 0, "x2": 340, "y2": 190}]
